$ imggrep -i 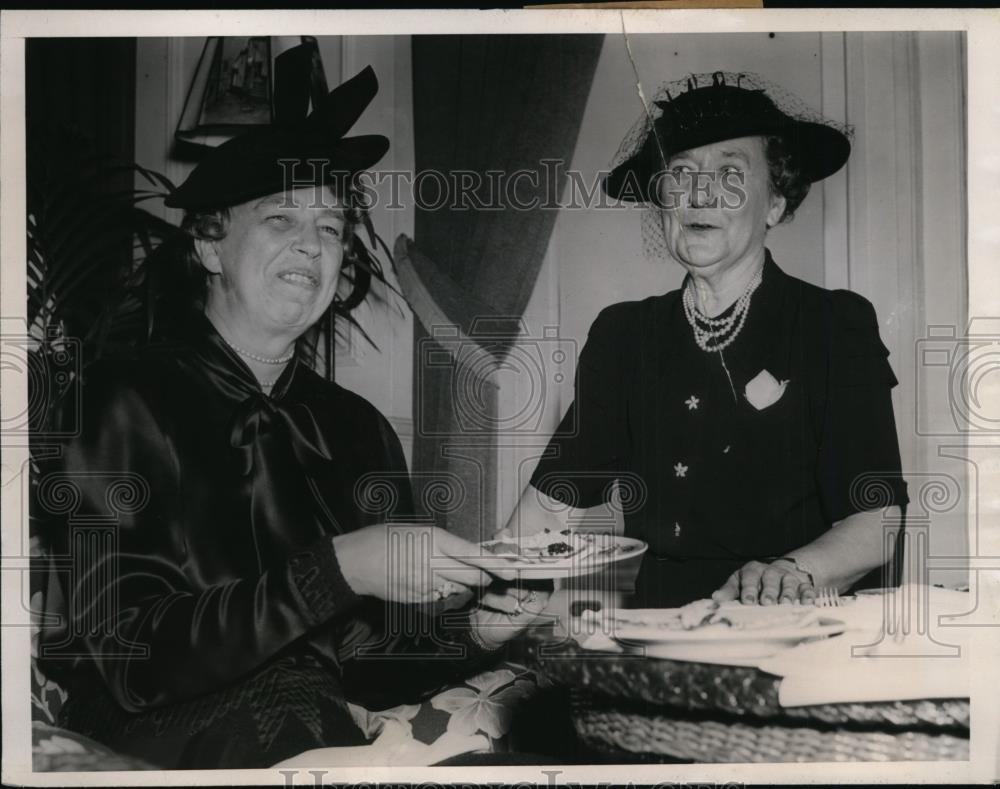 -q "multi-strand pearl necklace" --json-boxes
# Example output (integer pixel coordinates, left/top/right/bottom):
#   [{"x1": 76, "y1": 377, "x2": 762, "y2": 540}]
[{"x1": 682, "y1": 266, "x2": 763, "y2": 352}]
